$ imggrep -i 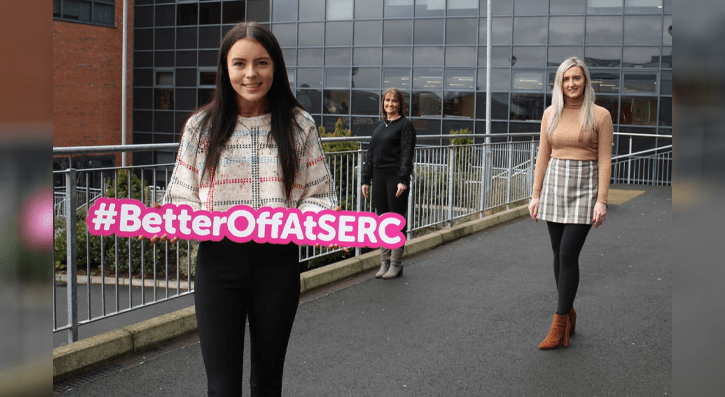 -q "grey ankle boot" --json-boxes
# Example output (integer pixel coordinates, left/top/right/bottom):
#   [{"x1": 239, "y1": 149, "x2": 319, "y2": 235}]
[
  {"x1": 382, "y1": 247, "x2": 404, "y2": 279},
  {"x1": 376, "y1": 248, "x2": 392, "y2": 278}
]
